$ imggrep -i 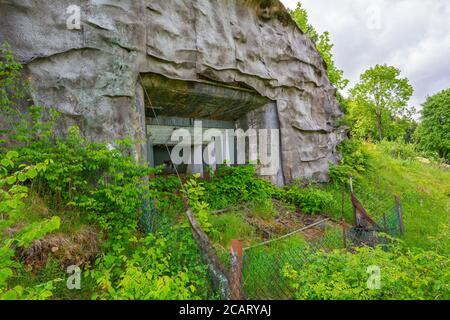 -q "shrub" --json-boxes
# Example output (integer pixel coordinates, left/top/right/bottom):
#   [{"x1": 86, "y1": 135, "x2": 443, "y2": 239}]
[
  {"x1": 283, "y1": 241, "x2": 449, "y2": 300},
  {"x1": 184, "y1": 175, "x2": 214, "y2": 234},
  {"x1": 378, "y1": 139, "x2": 419, "y2": 160},
  {"x1": 204, "y1": 165, "x2": 276, "y2": 212},
  {"x1": 282, "y1": 187, "x2": 334, "y2": 214},
  {"x1": 329, "y1": 139, "x2": 371, "y2": 183},
  {"x1": 88, "y1": 228, "x2": 211, "y2": 300},
  {"x1": 0, "y1": 151, "x2": 60, "y2": 299}
]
